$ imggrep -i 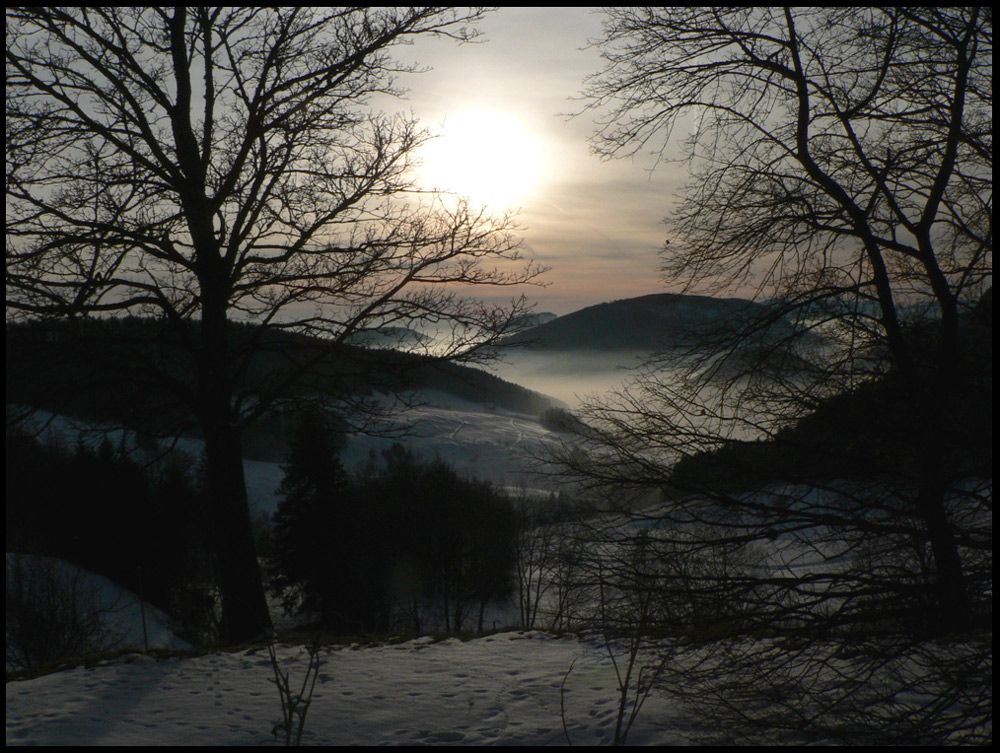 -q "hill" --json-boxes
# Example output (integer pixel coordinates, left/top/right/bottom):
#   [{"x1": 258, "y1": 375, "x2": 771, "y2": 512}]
[
  {"x1": 5, "y1": 317, "x2": 558, "y2": 457},
  {"x1": 670, "y1": 289, "x2": 993, "y2": 489},
  {"x1": 511, "y1": 311, "x2": 558, "y2": 330},
  {"x1": 485, "y1": 293, "x2": 795, "y2": 407},
  {"x1": 498, "y1": 293, "x2": 776, "y2": 352}
]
